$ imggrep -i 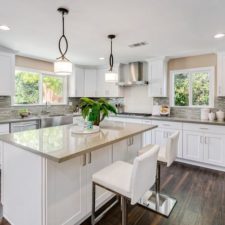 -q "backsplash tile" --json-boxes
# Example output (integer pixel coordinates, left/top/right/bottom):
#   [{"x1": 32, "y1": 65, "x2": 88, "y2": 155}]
[{"x1": 153, "y1": 97, "x2": 225, "y2": 119}]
